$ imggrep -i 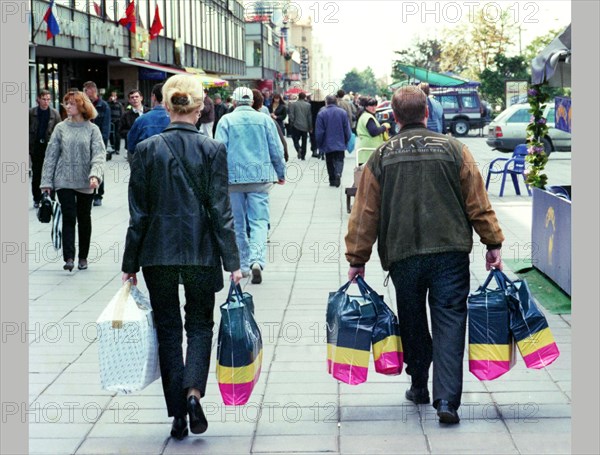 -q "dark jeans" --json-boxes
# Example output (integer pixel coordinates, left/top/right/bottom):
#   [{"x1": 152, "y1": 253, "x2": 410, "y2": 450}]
[
  {"x1": 110, "y1": 120, "x2": 121, "y2": 152},
  {"x1": 389, "y1": 252, "x2": 470, "y2": 410},
  {"x1": 292, "y1": 128, "x2": 308, "y2": 159},
  {"x1": 325, "y1": 151, "x2": 345, "y2": 186},
  {"x1": 309, "y1": 131, "x2": 318, "y2": 154},
  {"x1": 30, "y1": 142, "x2": 47, "y2": 203},
  {"x1": 142, "y1": 265, "x2": 218, "y2": 418},
  {"x1": 56, "y1": 189, "x2": 94, "y2": 261}
]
